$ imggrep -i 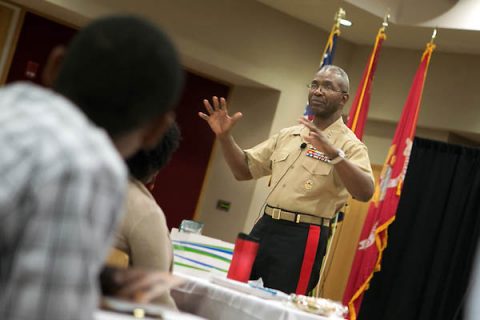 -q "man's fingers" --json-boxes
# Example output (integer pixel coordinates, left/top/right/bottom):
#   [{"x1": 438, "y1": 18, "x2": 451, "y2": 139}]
[
  {"x1": 116, "y1": 272, "x2": 172, "y2": 303},
  {"x1": 115, "y1": 275, "x2": 148, "y2": 298},
  {"x1": 299, "y1": 118, "x2": 316, "y2": 130},
  {"x1": 112, "y1": 268, "x2": 143, "y2": 284},
  {"x1": 212, "y1": 96, "x2": 220, "y2": 110},
  {"x1": 132, "y1": 273, "x2": 171, "y2": 303},
  {"x1": 198, "y1": 112, "x2": 209, "y2": 121},
  {"x1": 135, "y1": 284, "x2": 169, "y2": 304},
  {"x1": 203, "y1": 96, "x2": 228, "y2": 114},
  {"x1": 203, "y1": 99, "x2": 214, "y2": 114},
  {"x1": 308, "y1": 132, "x2": 320, "y2": 140},
  {"x1": 219, "y1": 97, "x2": 227, "y2": 111},
  {"x1": 231, "y1": 112, "x2": 243, "y2": 122}
]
